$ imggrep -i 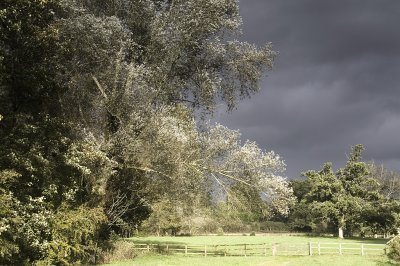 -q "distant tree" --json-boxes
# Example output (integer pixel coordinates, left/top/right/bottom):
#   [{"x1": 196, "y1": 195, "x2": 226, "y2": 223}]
[{"x1": 303, "y1": 145, "x2": 381, "y2": 238}]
